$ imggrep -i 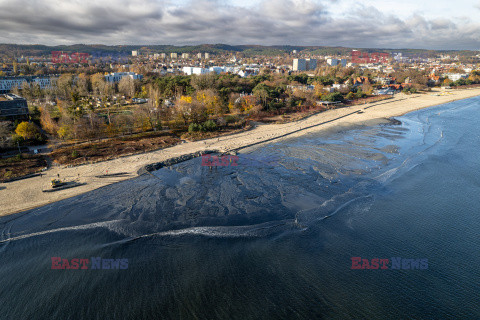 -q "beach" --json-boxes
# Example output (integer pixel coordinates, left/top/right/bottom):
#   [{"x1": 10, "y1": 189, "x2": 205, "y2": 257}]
[
  {"x1": 1, "y1": 87, "x2": 480, "y2": 216},
  {"x1": 2, "y1": 91, "x2": 480, "y2": 319}
]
